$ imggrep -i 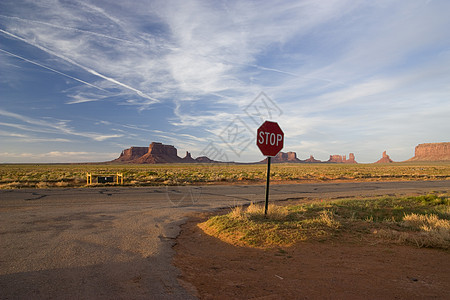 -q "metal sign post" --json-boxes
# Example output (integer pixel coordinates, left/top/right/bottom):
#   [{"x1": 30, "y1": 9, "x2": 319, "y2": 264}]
[
  {"x1": 256, "y1": 121, "x2": 284, "y2": 216},
  {"x1": 264, "y1": 156, "x2": 271, "y2": 215}
]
